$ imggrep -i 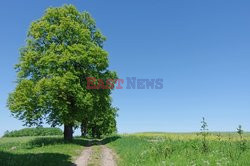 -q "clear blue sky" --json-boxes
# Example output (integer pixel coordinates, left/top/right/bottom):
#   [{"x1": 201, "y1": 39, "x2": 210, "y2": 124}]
[{"x1": 0, "y1": 0, "x2": 250, "y2": 136}]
